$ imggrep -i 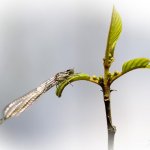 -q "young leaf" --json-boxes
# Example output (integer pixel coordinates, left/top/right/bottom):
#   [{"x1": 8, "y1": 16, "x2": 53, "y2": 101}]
[
  {"x1": 56, "y1": 74, "x2": 101, "y2": 97},
  {"x1": 105, "y1": 7, "x2": 122, "y2": 58},
  {"x1": 122, "y1": 58, "x2": 150, "y2": 74}
]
